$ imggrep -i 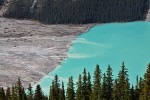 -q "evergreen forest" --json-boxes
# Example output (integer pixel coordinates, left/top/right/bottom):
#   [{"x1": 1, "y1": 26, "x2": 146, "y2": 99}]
[
  {"x1": 3, "y1": 0, "x2": 149, "y2": 24},
  {"x1": 0, "y1": 0, "x2": 4, "y2": 6},
  {"x1": 1, "y1": 62, "x2": 150, "y2": 100}
]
